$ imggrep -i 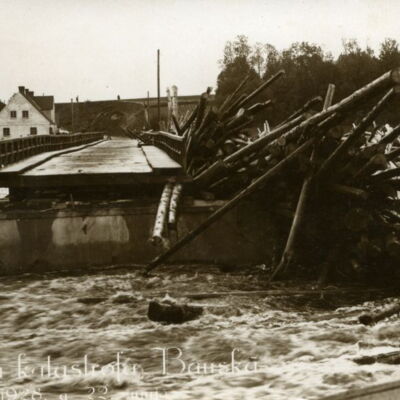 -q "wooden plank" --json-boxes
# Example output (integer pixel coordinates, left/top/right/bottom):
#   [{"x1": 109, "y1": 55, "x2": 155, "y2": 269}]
[
  {"x1": 0, "y1": 140, "x2": 104, "y2": 175},
  {"x1": 0, "y1": 139, "x2": 187, "y2": 188},
  {"x1": 321, "y1": 379, "x2": 400, "y2": 400},
  {"x1": 23, "y1": 140, "x2": 152, "y2": 176},
  {"x1": 141, "y1": 145, "x2": 182, "y2": 174}
]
